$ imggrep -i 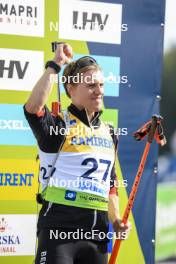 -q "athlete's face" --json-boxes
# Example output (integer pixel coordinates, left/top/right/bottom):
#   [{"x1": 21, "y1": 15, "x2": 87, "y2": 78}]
[{"x1": 68, "y1": 70, "x2": 104, "y2": 115}]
